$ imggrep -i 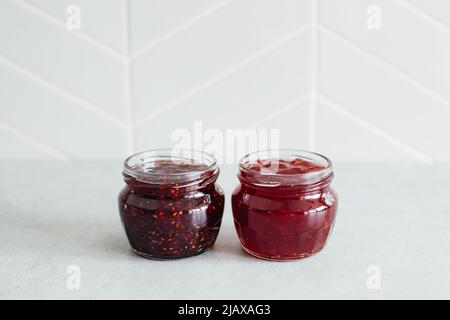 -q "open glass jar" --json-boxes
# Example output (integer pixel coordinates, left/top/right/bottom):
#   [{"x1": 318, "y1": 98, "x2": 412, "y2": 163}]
[
  {"x1": 232, "y1": 149, "x2": 338, "y2": 261},
  {"x1": 118, "y1": 149, "x2": 225, "y2": 259}
]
